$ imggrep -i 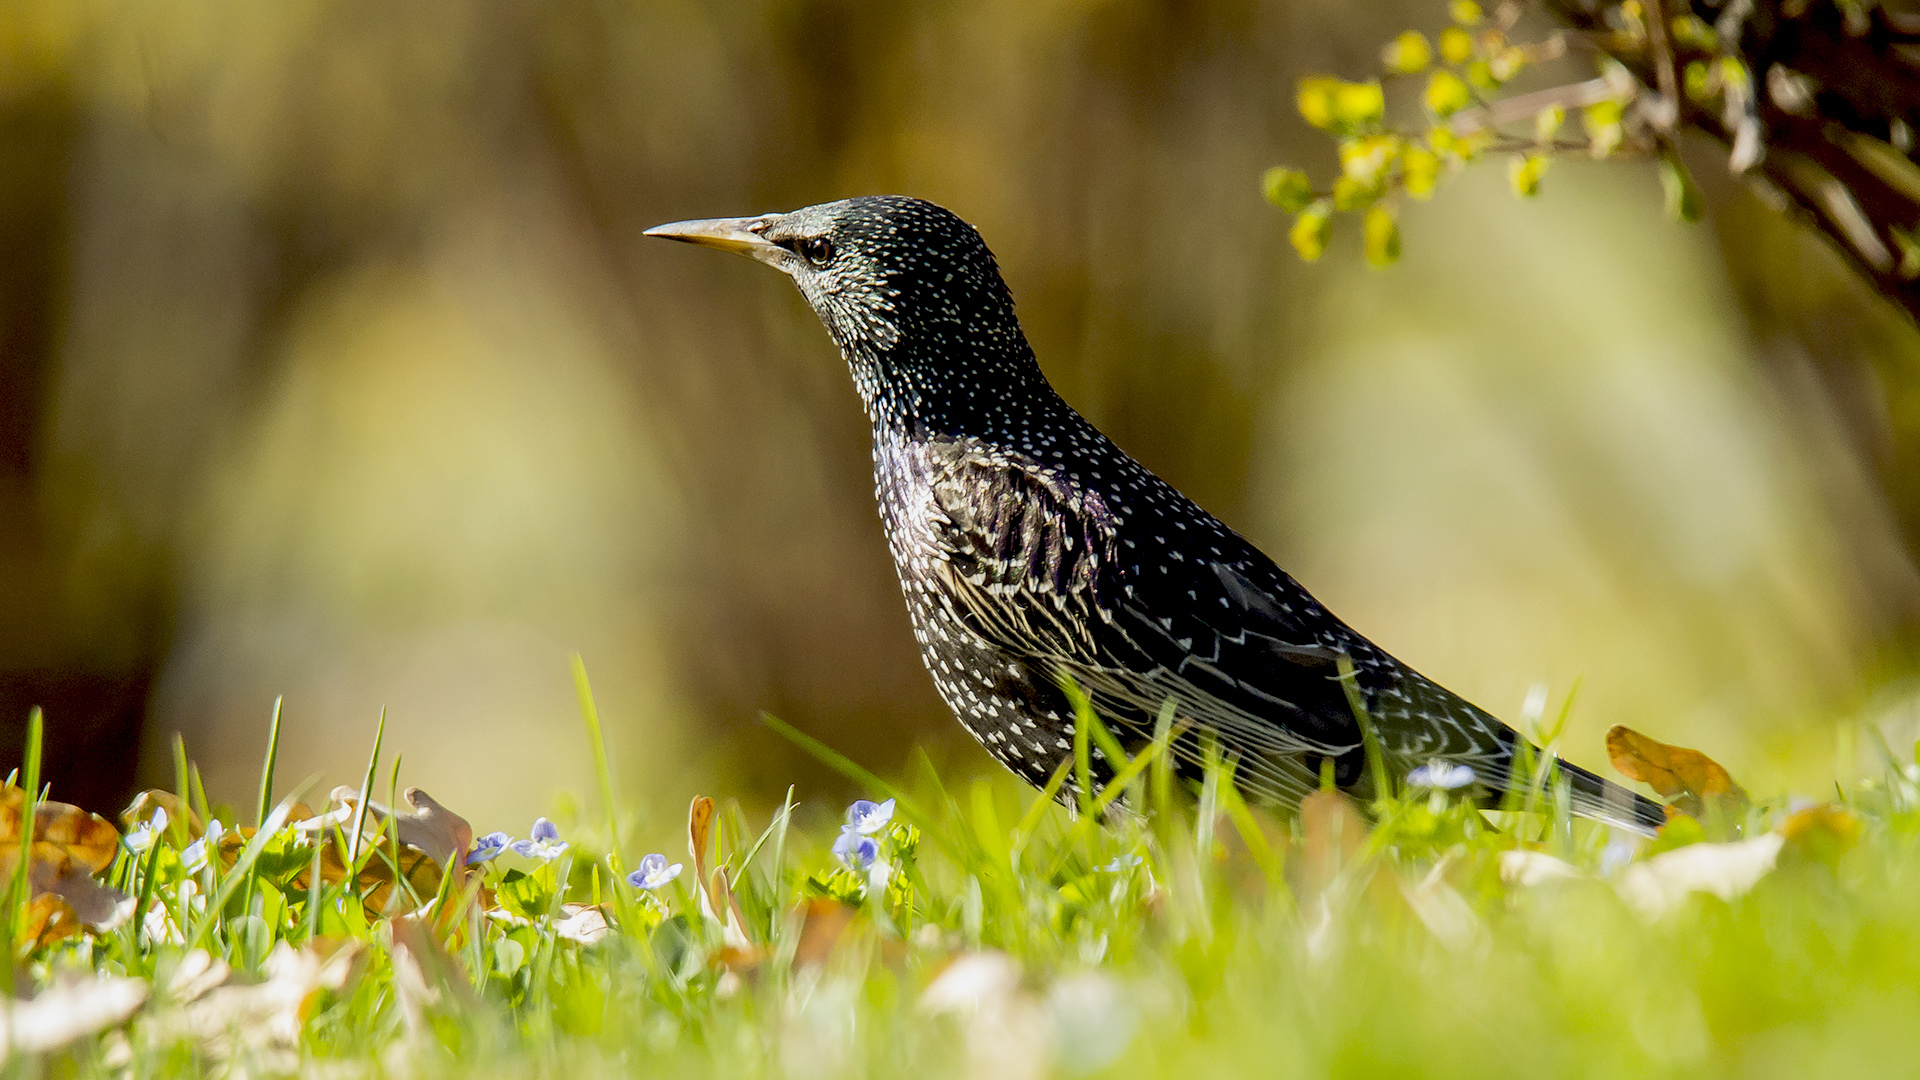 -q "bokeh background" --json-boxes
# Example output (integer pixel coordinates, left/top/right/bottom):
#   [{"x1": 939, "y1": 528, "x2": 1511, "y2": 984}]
[{"x1": 4, "y1": 0, "x2": 1919, "y2": 836}]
